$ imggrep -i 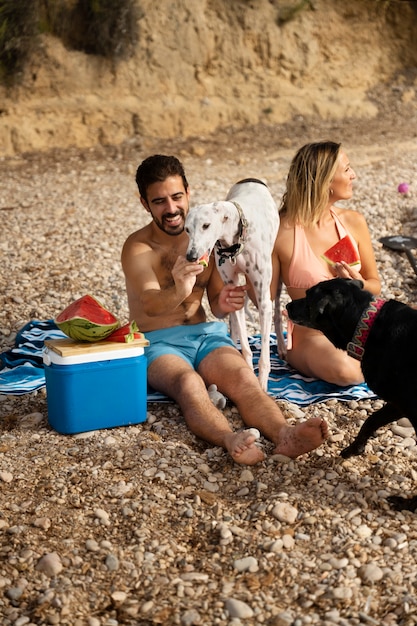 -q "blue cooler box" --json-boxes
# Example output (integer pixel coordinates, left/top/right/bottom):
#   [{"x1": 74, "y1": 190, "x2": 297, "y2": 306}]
[{"x1": 43, "y1": 338, "x2": 148, "y2": 434}]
